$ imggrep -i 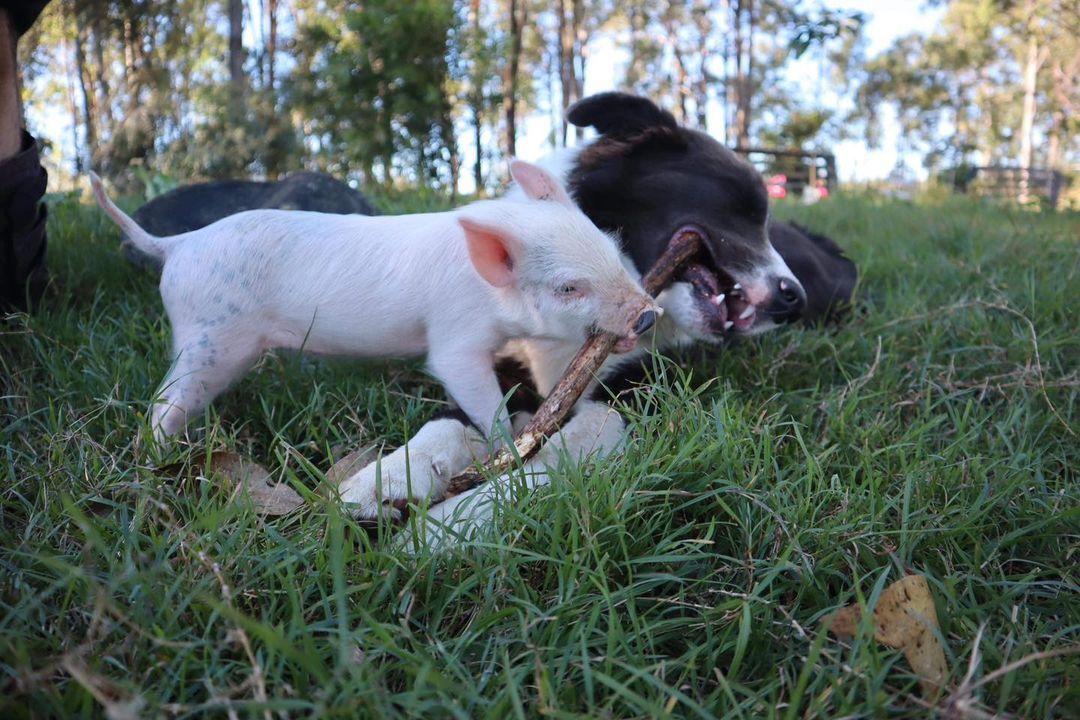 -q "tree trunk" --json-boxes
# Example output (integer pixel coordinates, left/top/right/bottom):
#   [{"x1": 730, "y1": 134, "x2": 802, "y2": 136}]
[
  {"x1": 732, "y1": 0, "x2": 744, "y2": 147},
  {"x1": 503, "y1": 0, "x2": 525, "y2": 158},
  {"x1": 739, "y1": 0, "x2": 754, "y2": 148},
  {"x1": 1018, "y1": 32, "x2": 1038, "y2": 171},
  {"x1": 1046, "y1": 109, "x2": 1062, "y2": 171},
  {"x1": 228, "y1": 0, "x2": 245, "y2": 124},
  {"x1": 62, "y1": 33, "x2": 82, "y2": 177},
  {"x1": 469, "y1": 0, "x2": 483, "y2": 193},
  {"x1": 558, "y1": 0, "x2": 574, "y2": 145},
  {"x1": 721, "y1": 0, "x2": 732, "y2": 144},
  {"x1": 267, "y1": 0, "x2": 278, "y2": 89},
  {"x1": 693, "y1": 1, "x2": 711, "y2": 129},
  {"x1": 122, "y1": 18, "x2": 135, "y2": 92},
  {"x1": 665, "y1": 11, "x2": 689, "y2": 123},
  {"x1": 448, "y1": 124, "x2": 460, "y2": 201},
  {"x1": 73, "y1": 9, "x2": 96, "y2": 168},
  {"x1": 1017, "y1": 16, "x2": 1043, "y2": 203},
  {"x1": 91, "y1": 14, "x2": 110, "y2": 136},
  {"x1": 572, "y1": 0, "x2": 586, "y2": 109},
  {"x1": 731, "y1": 0, "x2": 754, "y2": 148},
  {"x1": 473, "y1": 102, "x2": 484, "y2": 193},
  {"x1": 627, "y1": 5, "x2": 641, "y2": 88}
]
